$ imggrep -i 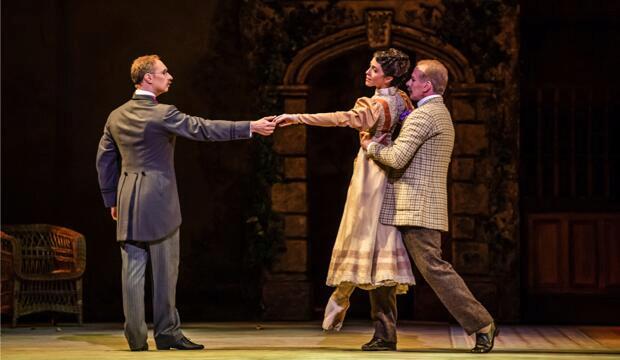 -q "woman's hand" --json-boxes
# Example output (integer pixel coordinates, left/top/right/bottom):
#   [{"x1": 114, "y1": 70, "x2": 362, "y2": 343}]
[{"x1": 274, "y1": 114, "x2": 300, "y2": 127}]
